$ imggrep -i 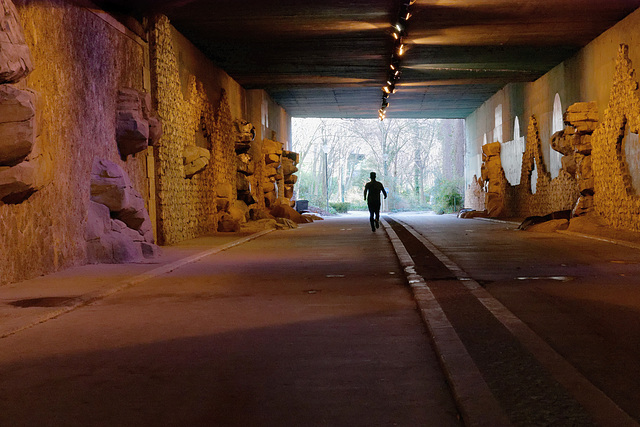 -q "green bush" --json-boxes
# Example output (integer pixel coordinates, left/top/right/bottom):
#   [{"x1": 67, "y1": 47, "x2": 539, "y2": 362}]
[
  {"x1": 330, "y1": 202, "x2": 350, "y2": 213},
  {"x1": 348, "y1": 200, "x2": 368, "y2": 211},
  {"x1": 430, "y1": 178, "x2": 463, "y2": 214}
]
